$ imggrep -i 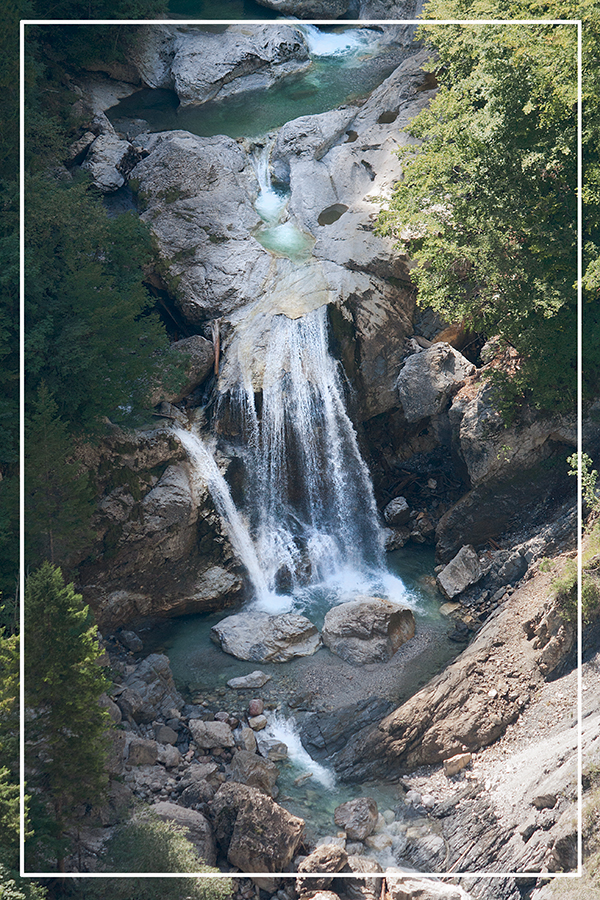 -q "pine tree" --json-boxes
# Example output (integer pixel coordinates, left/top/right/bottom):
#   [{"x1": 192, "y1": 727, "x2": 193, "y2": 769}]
[
  {"x1": 24, "y1": 564, "x2": 111, "y2": 872},
  {"x1": 25, "y1": 383, "x2": 95, "y2": 570}
]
